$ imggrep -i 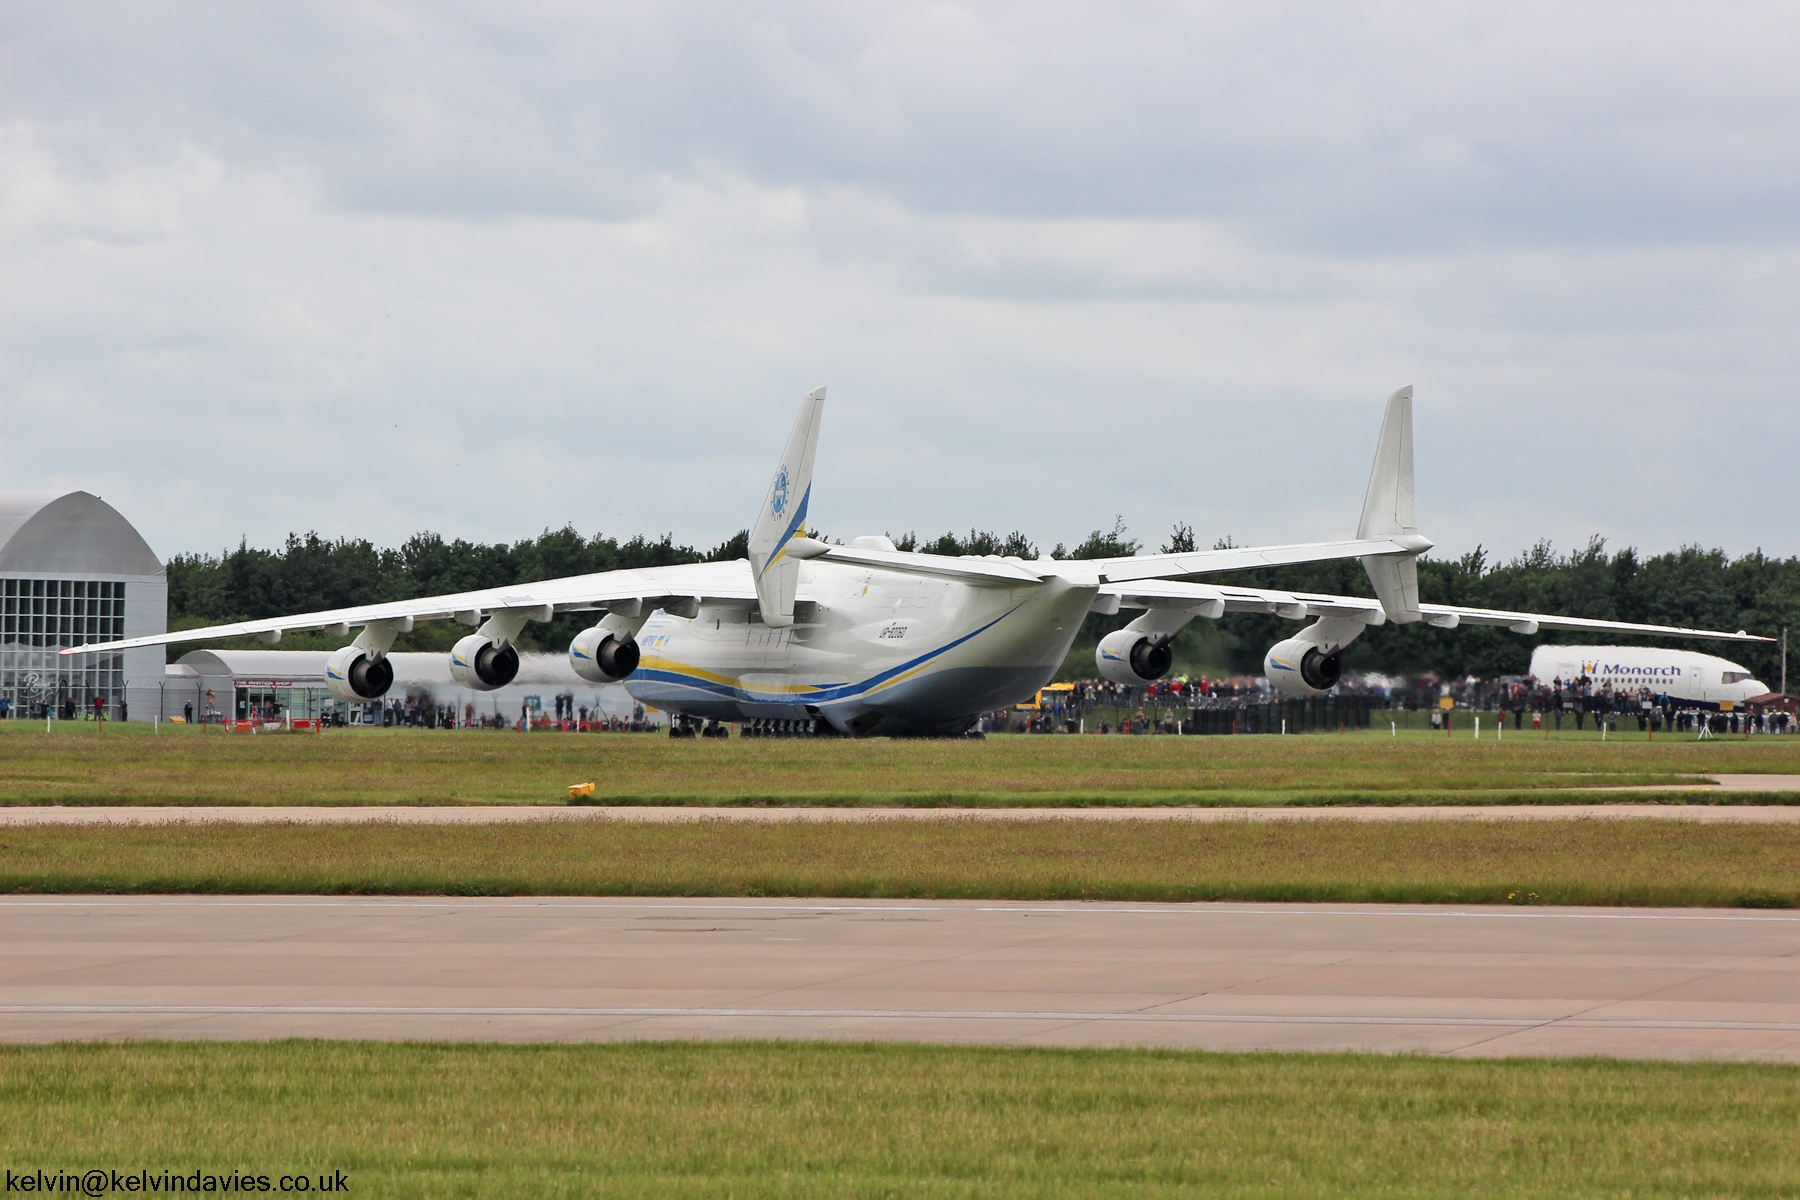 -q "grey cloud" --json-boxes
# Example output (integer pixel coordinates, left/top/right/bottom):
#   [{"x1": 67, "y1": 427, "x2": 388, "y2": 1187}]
[
  {"x1": 8, "y1": 2, "x2": 1798, "y2": 249},
  {"x1": 3, "y1": 2, "x2": 1798, "y2": 567}
]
